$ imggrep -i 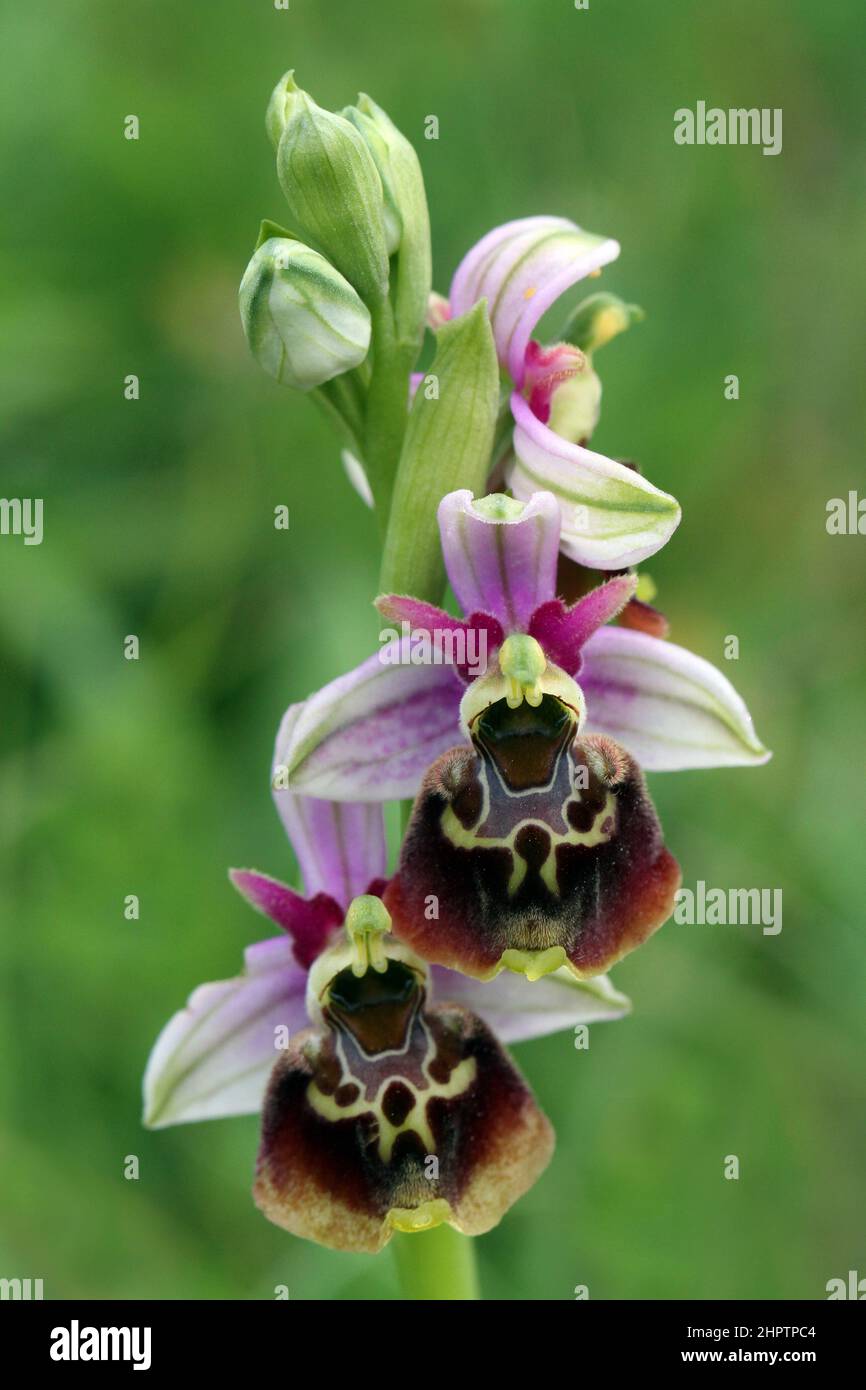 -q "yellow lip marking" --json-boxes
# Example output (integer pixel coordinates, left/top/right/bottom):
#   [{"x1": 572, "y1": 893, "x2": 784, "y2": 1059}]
[
  {"x1": 387, "y1": 1199, "x2": 453, "y2": 1234},
  {"x1": 307, "y1": 1050, "x2": 477, "y2": 1163},
  {"x1": 442, "y1": 789, "x2": 616, "y2": 901},
  {"x1": 500, "y1": 946, "x2": 568, "y2": 981}
]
